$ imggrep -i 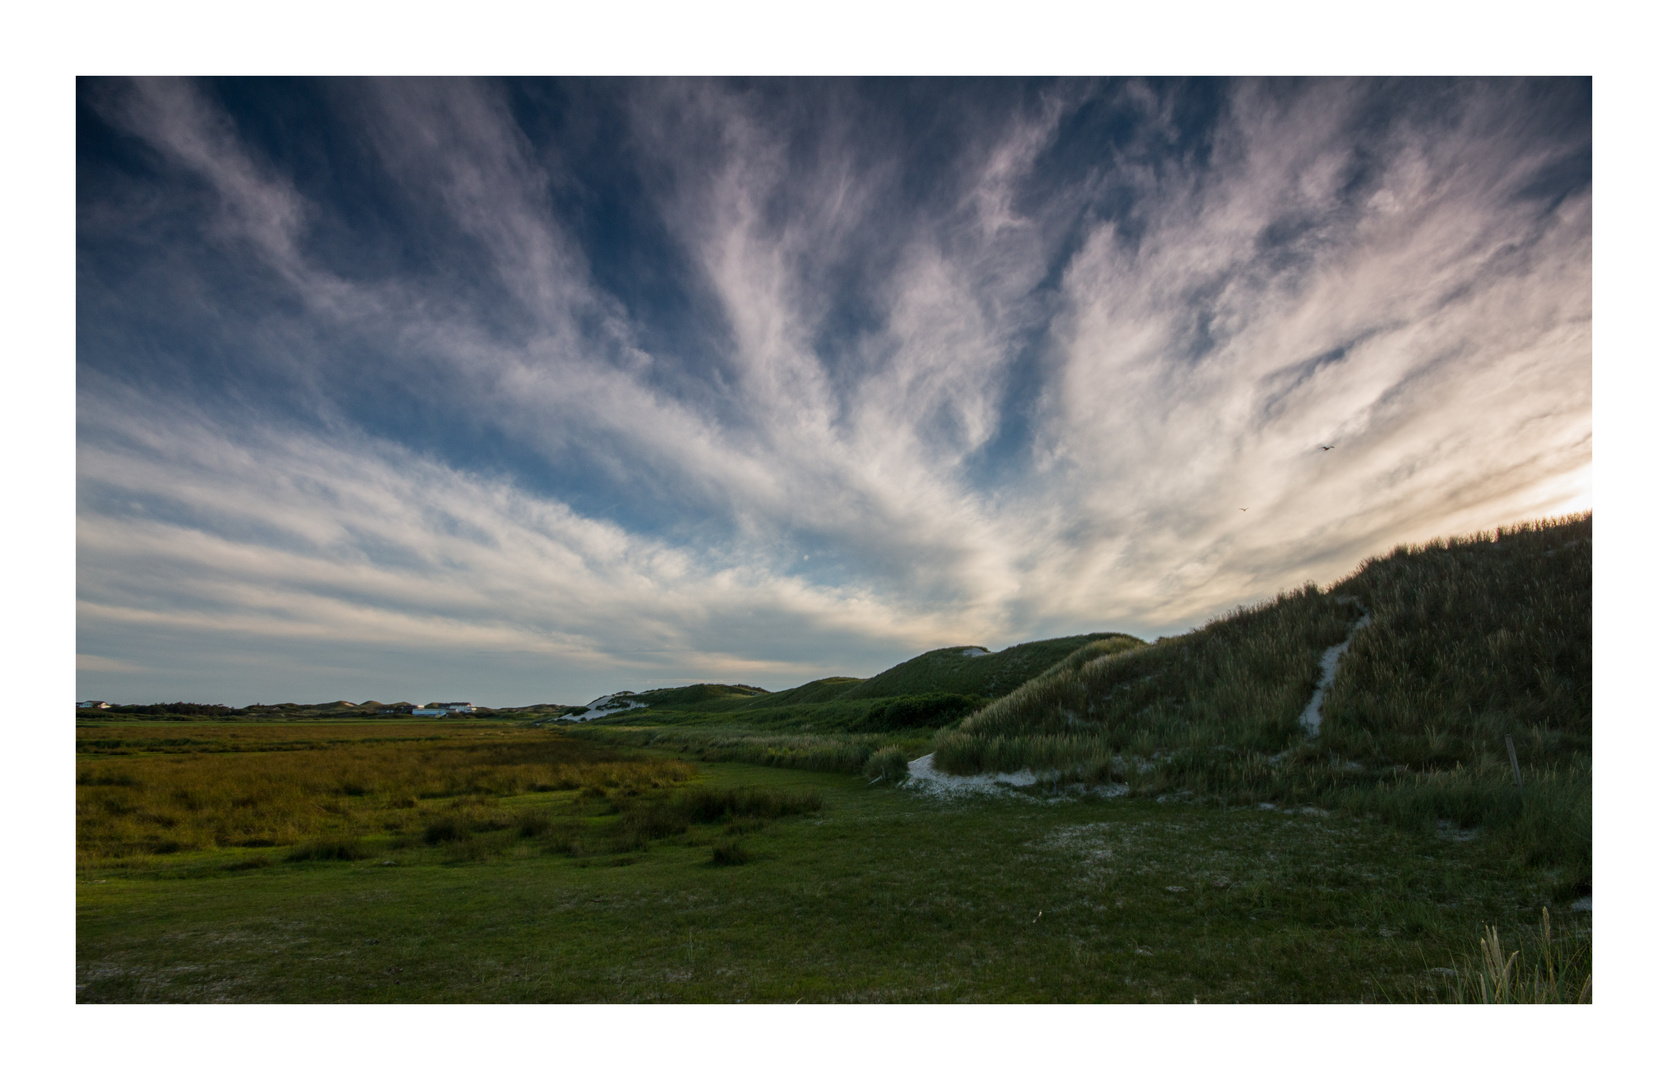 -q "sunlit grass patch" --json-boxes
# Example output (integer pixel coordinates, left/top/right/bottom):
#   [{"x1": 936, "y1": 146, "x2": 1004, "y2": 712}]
[{"x1": 76, "y1": 723, "x2": 696, "y2": 866}]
